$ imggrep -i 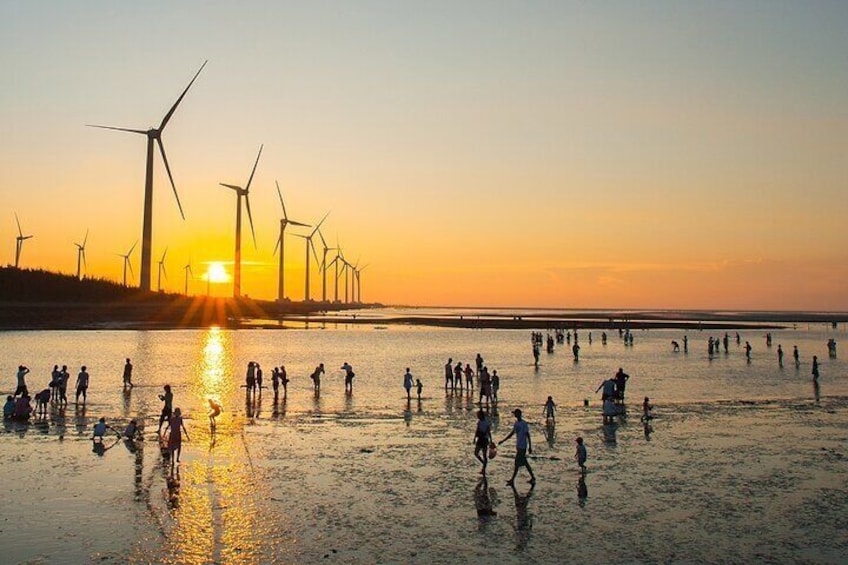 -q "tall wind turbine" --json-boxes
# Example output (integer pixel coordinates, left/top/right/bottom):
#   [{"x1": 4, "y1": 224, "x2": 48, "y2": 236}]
[
  {"x1": 183, "y1": 258, "x2": 193, "y2": 295},
  {"x1": 157, "y1": 247, "x2": 168, "y2": 292},
  {"x1": 273, "y1": 181, "x2": 309, "y2": 301},
  {"x1": 317, "y1": 229, "x2": 337, "y2": 303},
  {"x1": 355, "y1": 264, "x2": 368, "y2": 303},
  {"x1": 294, "y1": 212, "x2": 329, "y2": 301},
  {"x1": 118, "y1": 241, "x2": 138, "y2": 287},
  {"x1": 88, "y1": 61, "x2": 206, "y2": 292},
  {"x1": 14, "y1": 213, "x2": 33, "y2": 269},
  {"x1": 74, "y1": 229, "x2": 89, "y2": 279},
  {"x1": 220, "y1": 145, "x2": 262, "y2": 298}
]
